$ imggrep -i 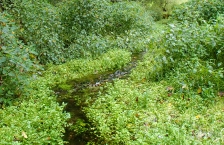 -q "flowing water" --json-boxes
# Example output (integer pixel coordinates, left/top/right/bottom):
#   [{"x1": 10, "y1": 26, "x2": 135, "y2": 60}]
[{"x1": 55, "y1": 52, "x2": 145, "y2": 144}]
